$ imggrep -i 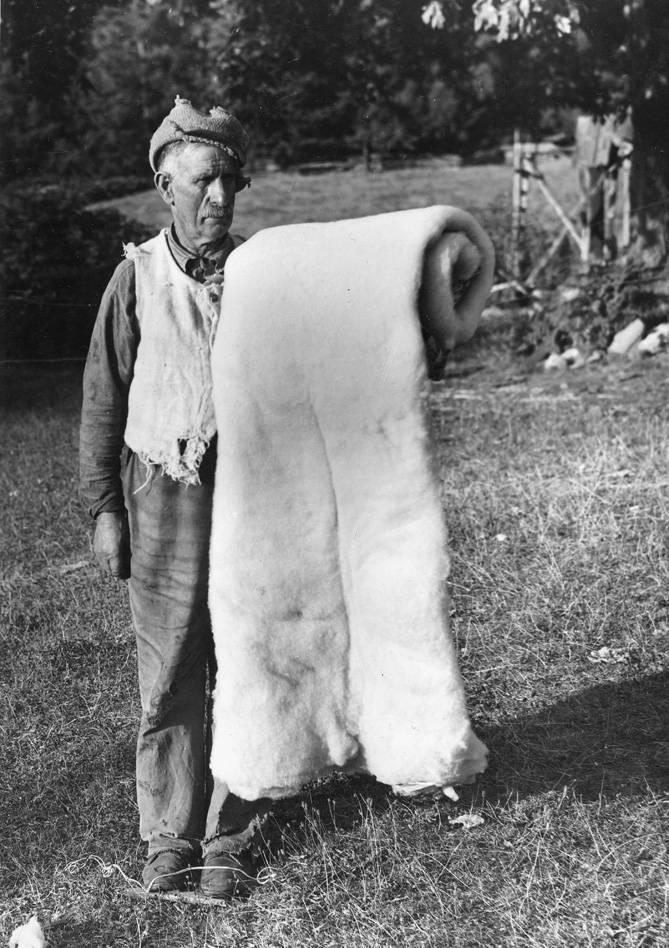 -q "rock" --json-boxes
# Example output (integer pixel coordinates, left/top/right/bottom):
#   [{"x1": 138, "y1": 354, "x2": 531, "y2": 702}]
[
  {"x1": 560, "y1": 286, "x2": 582, "y2": 303},
  {"x1": 638, "y1": 323, "x2": 669, "y2": 356},
  {"x1": 608, "y1": 318, "x2": 645, "y2": 356},
  {"x1": 587, "y1": 646, "x2": 629, "y2": 665},
  {"x1": 449, "y1": 813, "x2": 485, "y2": 829},
  {"x1": 481, "y1": 305, "x2": 507, "y2": 320},
  {"x1": 544, "y1": 352, "x2": 567, "y2": 371},
  {"x1": 562, "y1": 347, "x2": 585, "y2": 368}
]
